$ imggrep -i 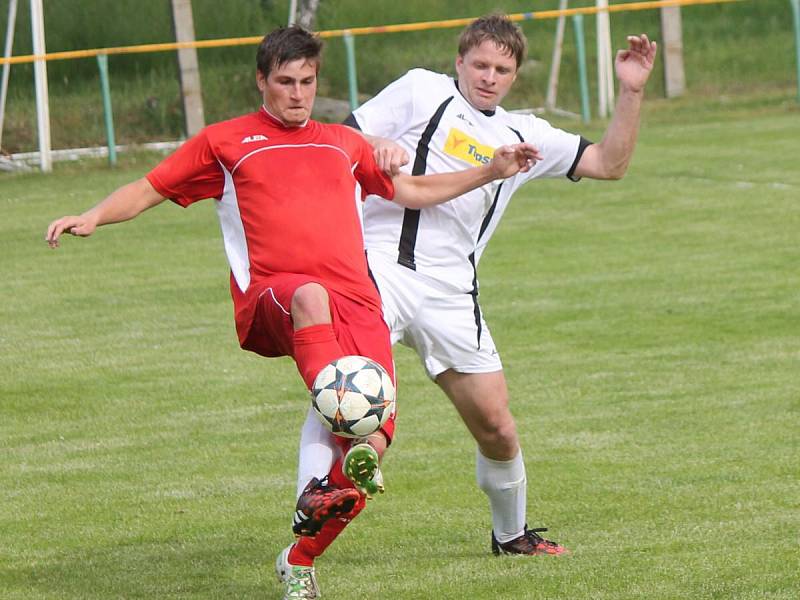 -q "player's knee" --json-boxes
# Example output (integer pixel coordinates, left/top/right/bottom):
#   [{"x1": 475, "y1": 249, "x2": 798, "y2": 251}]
[
  {"x1": 291, "y1": 283, "x2": 331, "y2": 325},
  {"x1": 477, "y1": 418, "x2": 519, "y2": 460}
]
